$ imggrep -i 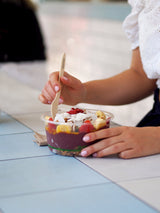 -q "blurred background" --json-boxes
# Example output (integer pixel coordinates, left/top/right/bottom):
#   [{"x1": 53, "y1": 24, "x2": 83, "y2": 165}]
[{"x1": 0, "y1": 0, "x2": 154, "y2": 126}]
